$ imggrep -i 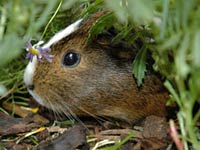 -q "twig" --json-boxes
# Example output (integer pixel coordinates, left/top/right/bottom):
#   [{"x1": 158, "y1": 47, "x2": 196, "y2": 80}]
[{"x1": 169, "y1": 119, "x2": 184, "y2": 150}]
